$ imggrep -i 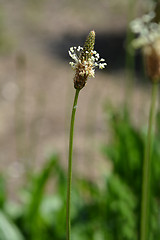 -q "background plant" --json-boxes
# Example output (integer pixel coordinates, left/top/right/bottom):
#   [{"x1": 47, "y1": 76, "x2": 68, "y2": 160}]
[
  {"x1": 102, "y1": 104, "x2": 160, "y2": 240},
  {"x1": 0, "y1": 104, "x2": 159, "y2": 239}
]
